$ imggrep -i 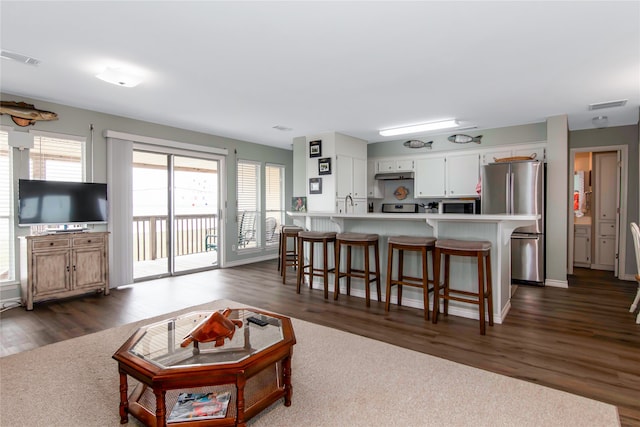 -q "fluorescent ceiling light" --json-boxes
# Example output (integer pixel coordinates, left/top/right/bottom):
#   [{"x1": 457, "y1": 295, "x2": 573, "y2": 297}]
[
  {"x1": 379, "y1": 119, "x2": 459, "y2": 137},
  {"x1": 96, "y1": 68, "x2": 143, "y2": 87}
]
